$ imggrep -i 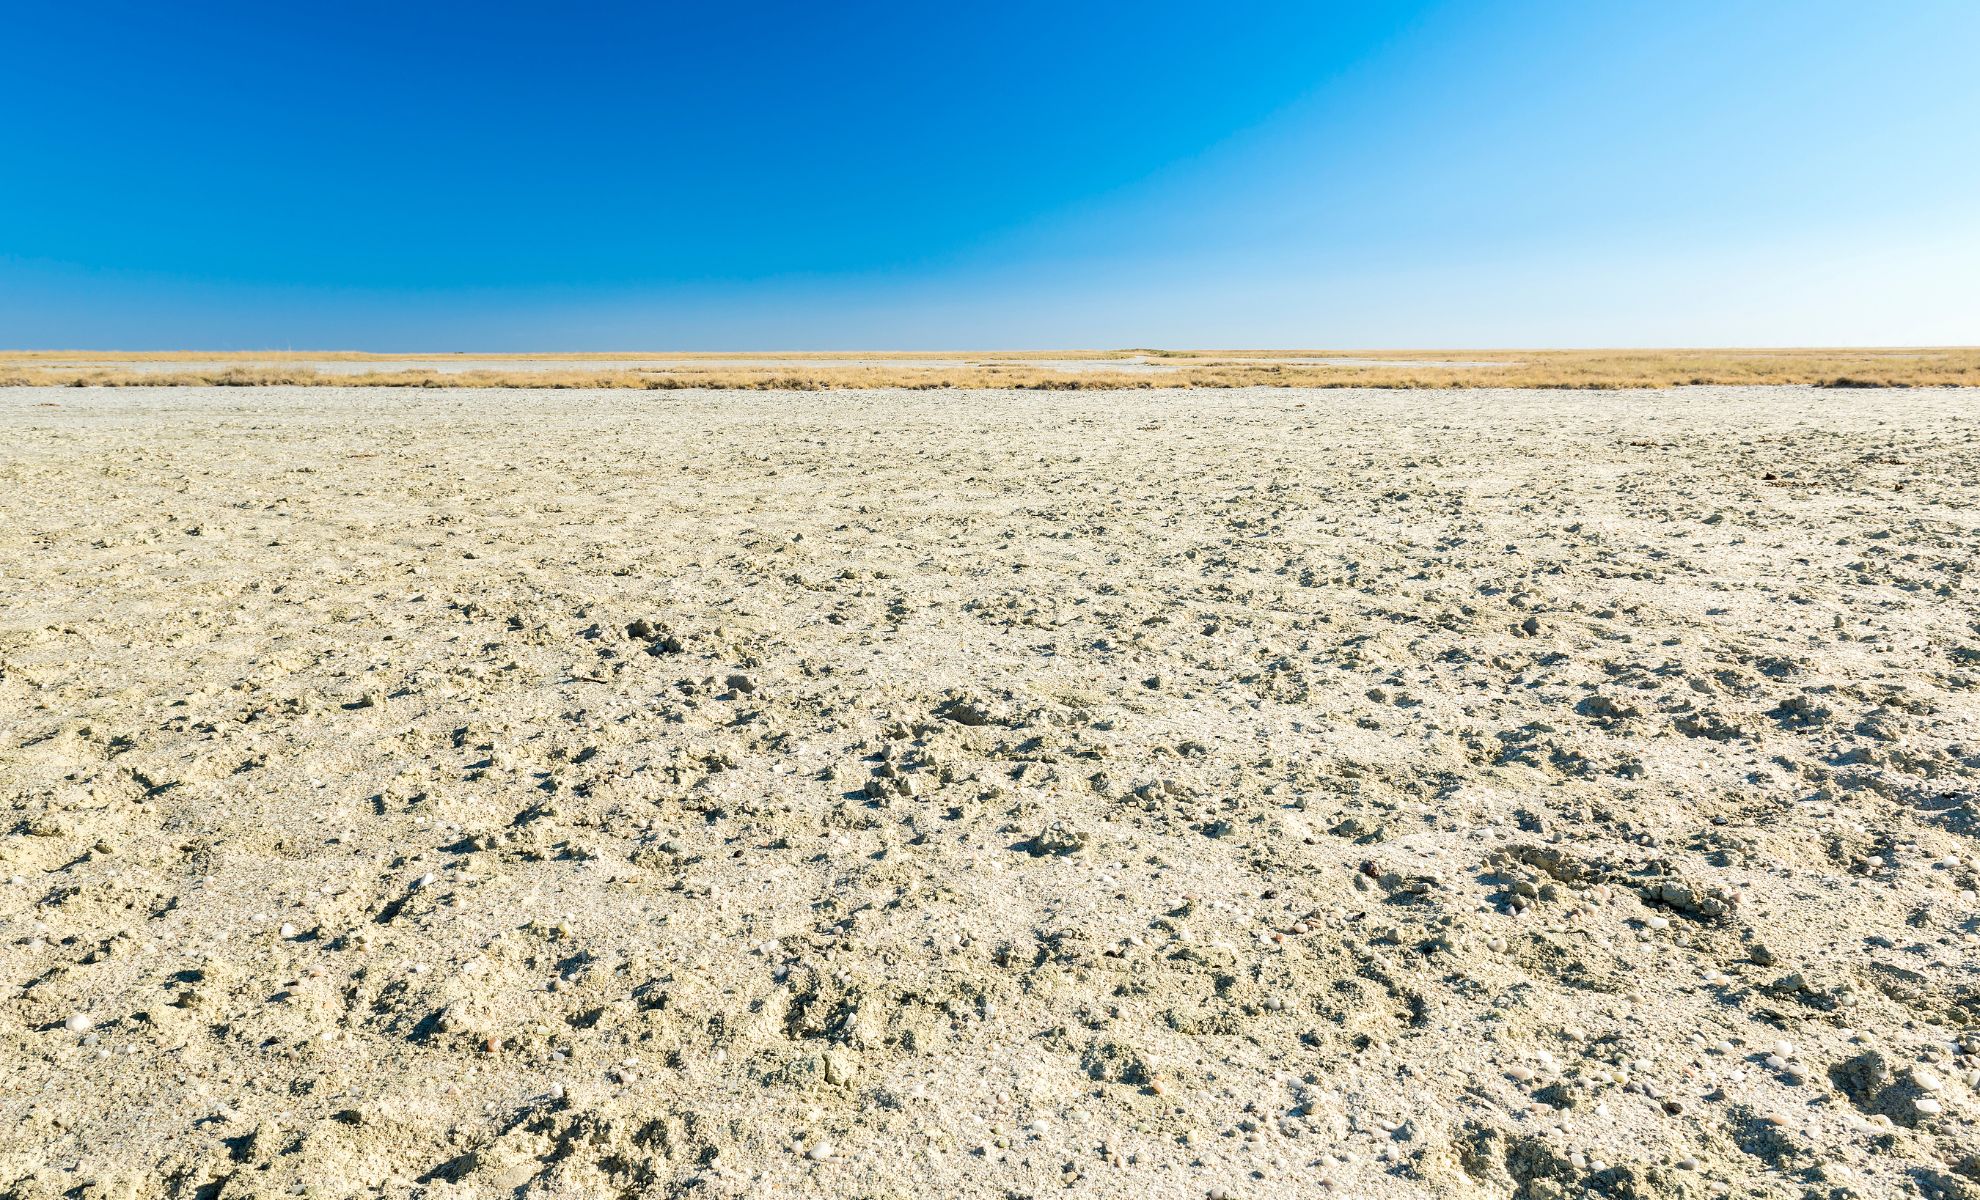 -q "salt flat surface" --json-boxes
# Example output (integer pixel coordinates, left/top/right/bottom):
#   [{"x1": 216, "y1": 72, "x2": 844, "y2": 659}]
[
  {"x1": 1, "y1": 386, "x2": 1975, "y2": 1198},
  {"x1": 22, "y1": 355, "x2": 1500, "y2": 374}
]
